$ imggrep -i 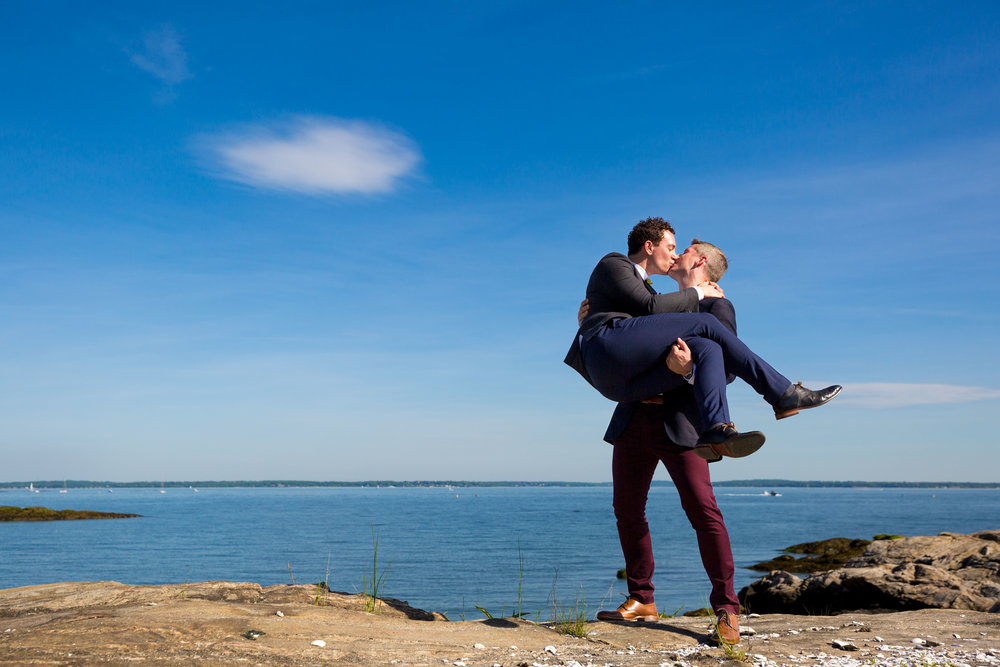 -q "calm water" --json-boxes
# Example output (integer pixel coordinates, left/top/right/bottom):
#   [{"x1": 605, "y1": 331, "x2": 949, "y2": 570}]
[{"x1": 1, "y1": 486, "x2": 997, "y2": 620}]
